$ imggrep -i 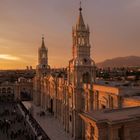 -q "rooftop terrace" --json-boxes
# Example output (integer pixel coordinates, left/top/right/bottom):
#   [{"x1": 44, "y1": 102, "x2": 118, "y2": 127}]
[{"x1": 81, "y1": 106, "x2": 140, "y2": 124}]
